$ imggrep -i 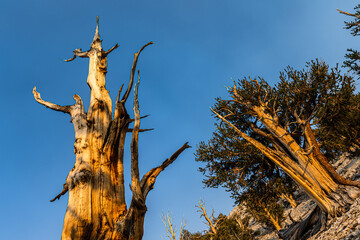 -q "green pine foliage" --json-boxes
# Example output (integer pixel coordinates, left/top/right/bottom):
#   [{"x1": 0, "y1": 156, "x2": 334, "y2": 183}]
[
  {"x1": 213, "y1": 214, "x2": 254, "y2": 240},
  {"x1": 196, "y1": 59, "x2": 360, "y2": 230},
  {"x1": 277, "y1": 61, "x2": 360, "y2": 159},
  {"x1": 340, "y1": 4, "x2": 360, "y2": 76}
]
